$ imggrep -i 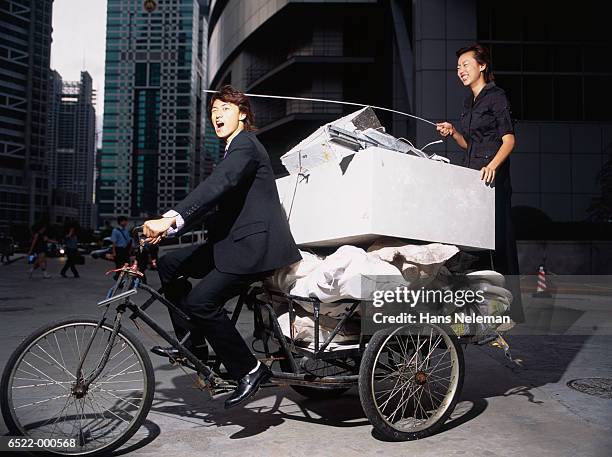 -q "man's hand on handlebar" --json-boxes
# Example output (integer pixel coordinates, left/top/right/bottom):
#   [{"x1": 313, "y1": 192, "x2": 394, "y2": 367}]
[{"x1": 143, "y1": 217, "x2": 176, "y2": 245}]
